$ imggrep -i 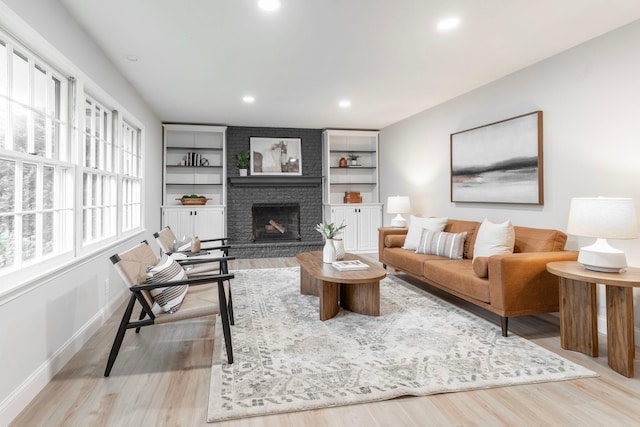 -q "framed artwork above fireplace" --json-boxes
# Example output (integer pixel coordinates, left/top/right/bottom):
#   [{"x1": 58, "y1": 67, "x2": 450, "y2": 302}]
[{"x1": 250, "y1": 137, "x2": 302, "y2": 176}]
